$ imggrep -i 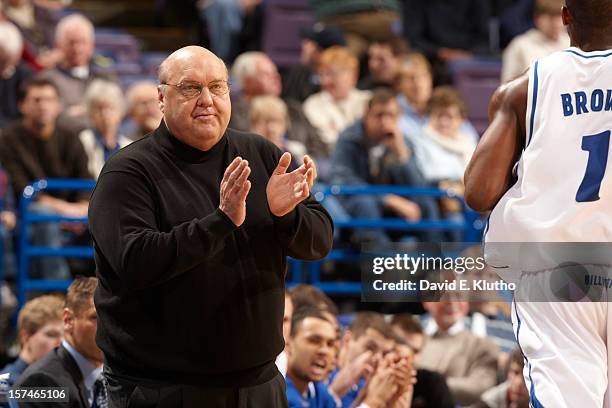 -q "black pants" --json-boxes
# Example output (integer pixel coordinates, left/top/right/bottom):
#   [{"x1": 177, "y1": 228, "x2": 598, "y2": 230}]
[{"x1": 105, "y1": 367, "x2": 288, "y2": 408}]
